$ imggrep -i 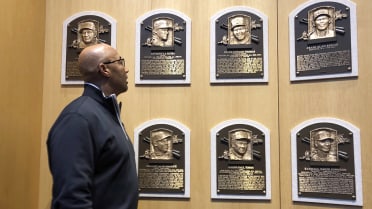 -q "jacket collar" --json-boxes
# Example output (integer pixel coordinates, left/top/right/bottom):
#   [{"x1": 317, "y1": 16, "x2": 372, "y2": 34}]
[{"x1": 82, "y1": 83, "x2": 121, "y2": 115}]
